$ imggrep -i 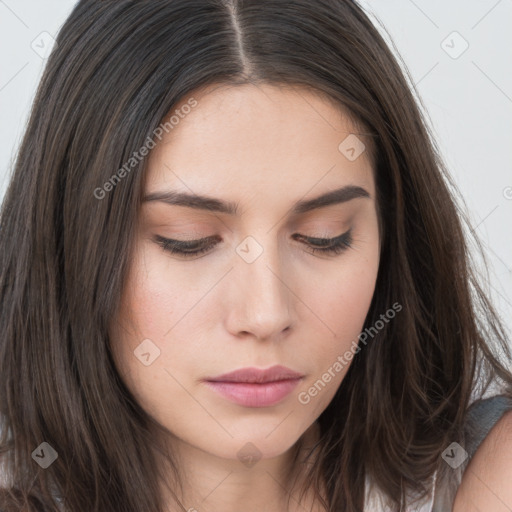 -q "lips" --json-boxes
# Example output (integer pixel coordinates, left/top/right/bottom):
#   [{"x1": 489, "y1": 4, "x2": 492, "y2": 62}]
[
  {"x1": 205, "y1": 364, "x2": 304, "y2": 384},
  {"x1": 203, "y1": 365, "x2": 305, "y2": 407}
]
